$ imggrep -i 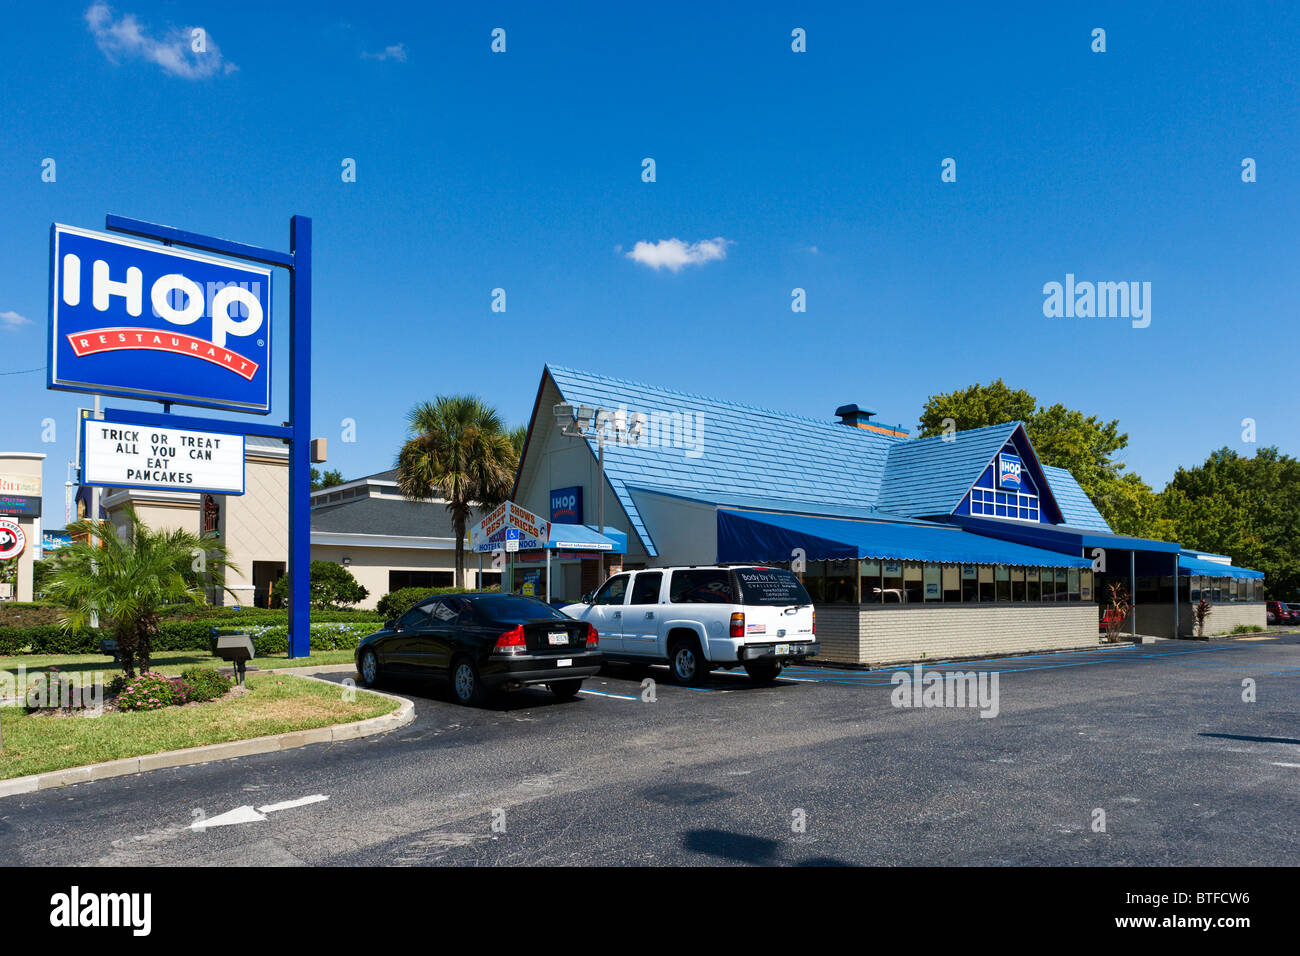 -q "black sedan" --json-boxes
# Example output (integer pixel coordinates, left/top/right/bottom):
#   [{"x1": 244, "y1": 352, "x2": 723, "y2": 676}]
[{"x1": 355, "y1": 592, "x2": 601, "y2": 706}]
